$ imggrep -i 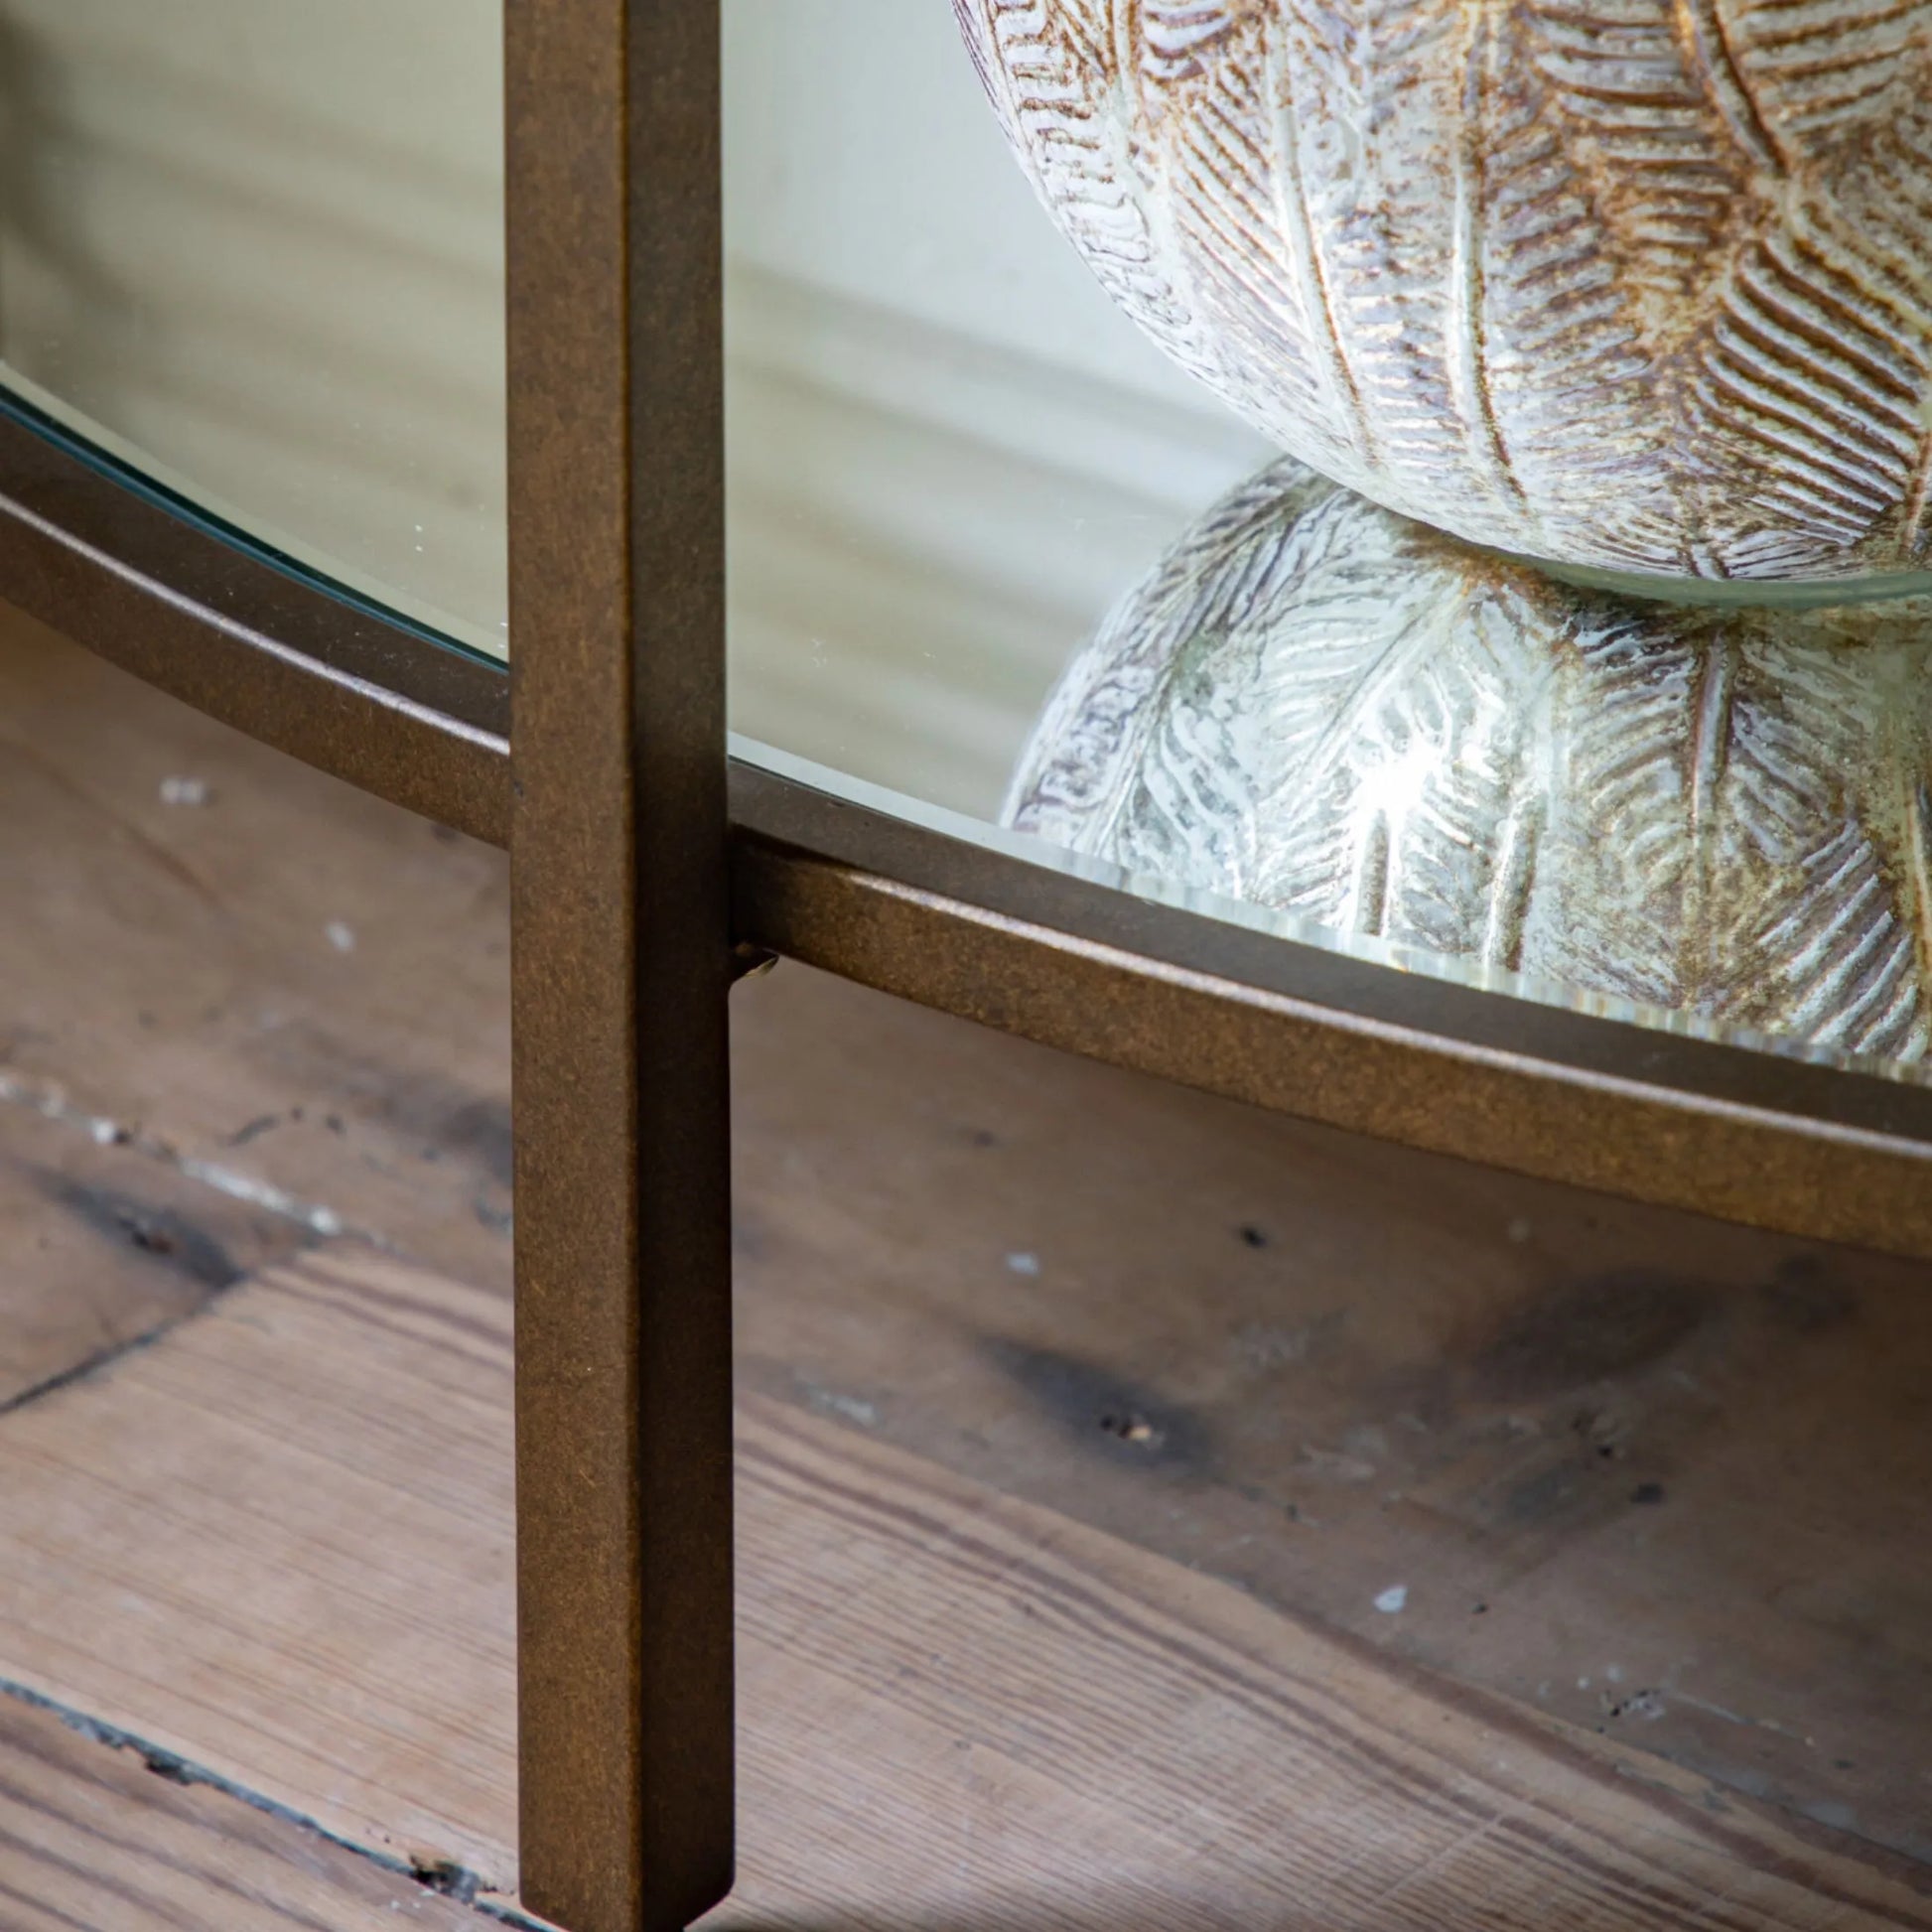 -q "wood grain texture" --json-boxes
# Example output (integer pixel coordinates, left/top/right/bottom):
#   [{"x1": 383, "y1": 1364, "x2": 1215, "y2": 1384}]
[
  {"x1": 954, "y1": 0, "x2": 1932, "y2": 582},
  {"x1": 0, "y1": 1246, "x2": 1924, "y2": 1931},
  {"x1": 0, "y1": 611, "x2": 512, "y2": 1297},
  {"x1": 0, "y1": 1250, "x2": 519, "y2": 1891},
  {"x1": 0, "y1": 1692, "x2": 489, "y2": 1932},
  {"x1": 722, "y1": 1397, "x2": 1932, "y2": 1932},
  {"x1": 731, "y1": 963, "x2": 1932, "y2": 1871},
  {"x1": 4, "y1": 611, "x2": 1927, "y2": 1908},
  {"x1": 0, "y1": 1099, "x2": 312, "y2": 1408}
]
